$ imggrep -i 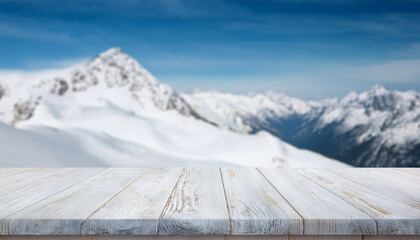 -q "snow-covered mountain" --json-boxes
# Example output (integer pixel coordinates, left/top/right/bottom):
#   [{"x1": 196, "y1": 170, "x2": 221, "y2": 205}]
[
  {"x1": 0, "y1": 48, "x2": 346, "y2": 168},
  {"x1": 2, "y1": 47, "x2": 417, "y2": 167},
  {"x1": 186, "y1": 86, "x2": 420, "y2": 167},
  {"x1": 0, "y1": 48, "x2": 212, "y2": 126}
]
